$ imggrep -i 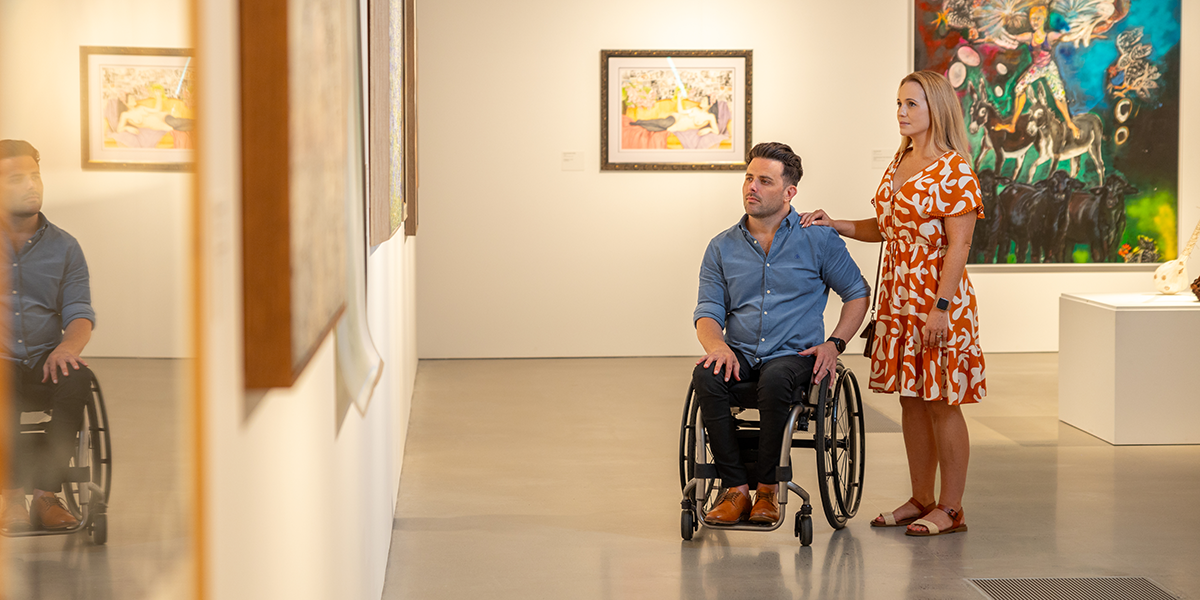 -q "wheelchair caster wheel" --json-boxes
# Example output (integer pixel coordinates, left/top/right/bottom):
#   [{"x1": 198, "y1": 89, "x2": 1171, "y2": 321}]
[
  {"x1": 91, "y1": 514, "x2": 108, "y2": 546},
  {"x1": 681, "y1": 510, "x2": 695, "y2": 540},
  {"x1": 795, "y1": 512, "x2": 812, "y2": 546}
]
